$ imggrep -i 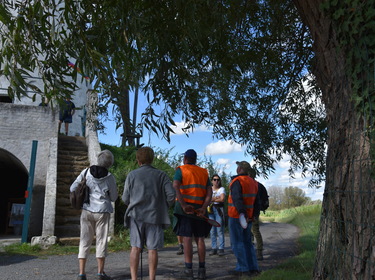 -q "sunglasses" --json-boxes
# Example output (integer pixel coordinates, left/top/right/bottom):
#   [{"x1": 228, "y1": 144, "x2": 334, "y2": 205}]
[{"x1": 213, "y1": 178, "x2": 220, "y2": 181}]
